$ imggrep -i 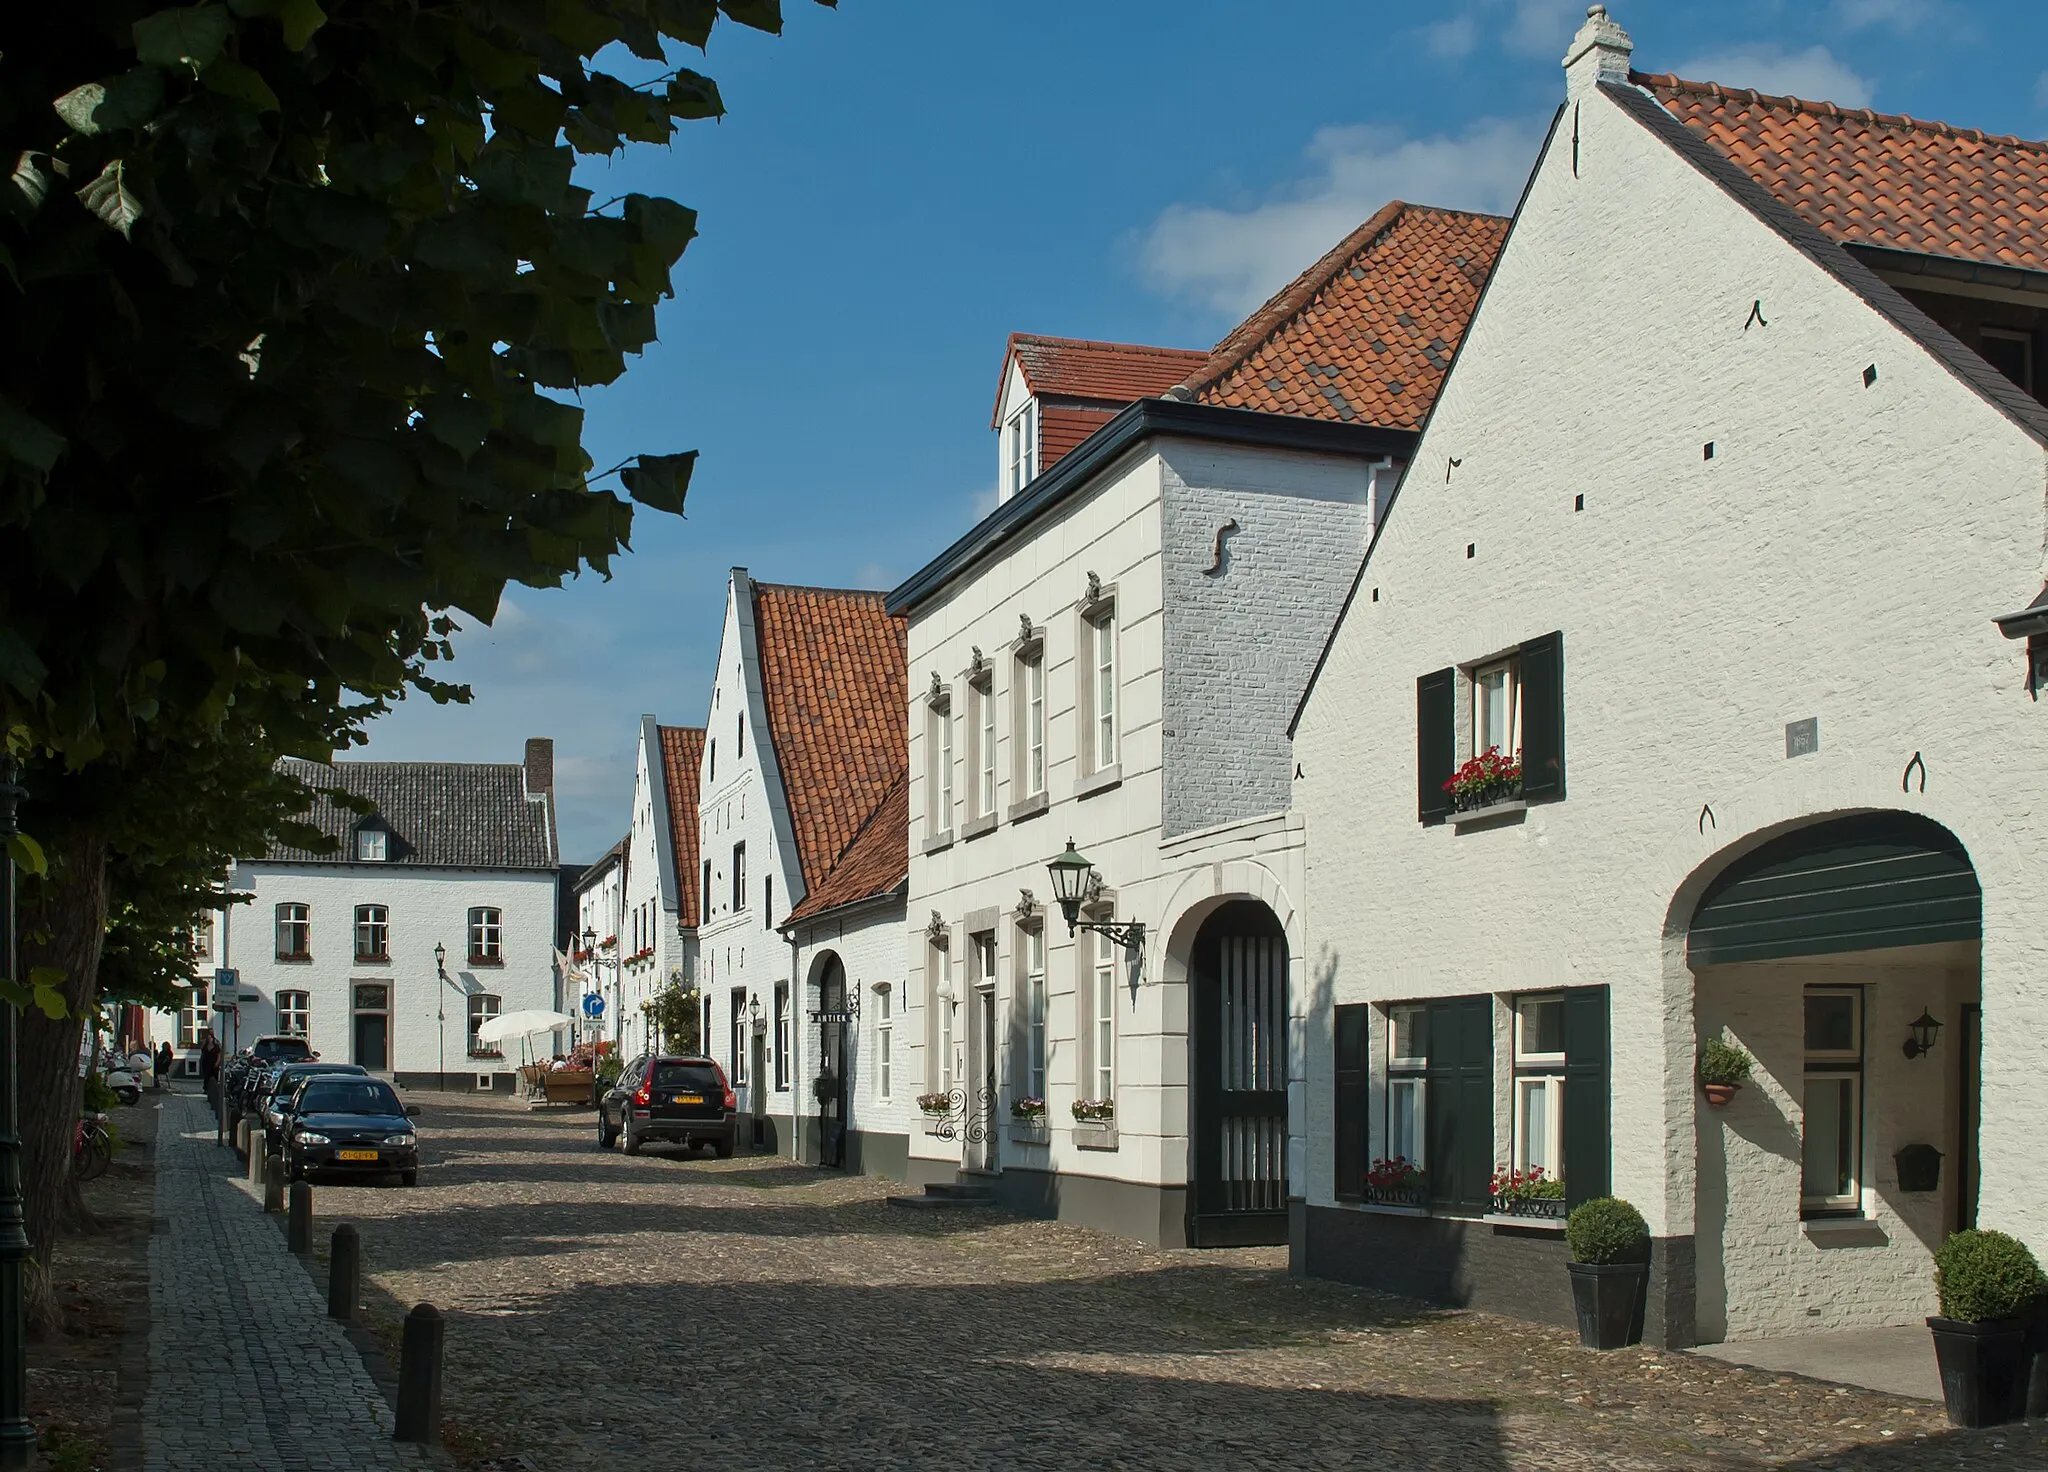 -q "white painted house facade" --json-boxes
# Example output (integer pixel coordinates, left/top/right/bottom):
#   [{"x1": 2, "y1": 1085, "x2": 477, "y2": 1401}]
[
  {"x1": 888, "y1": 239, "x2": 1505, "y2": 1243},
  {"x1": 1292, "y1": 8, "x2": 2048, "y2": 1347},
  {"x1": 223, "y1": 741, "x2": 564, "y2": 1090}
]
